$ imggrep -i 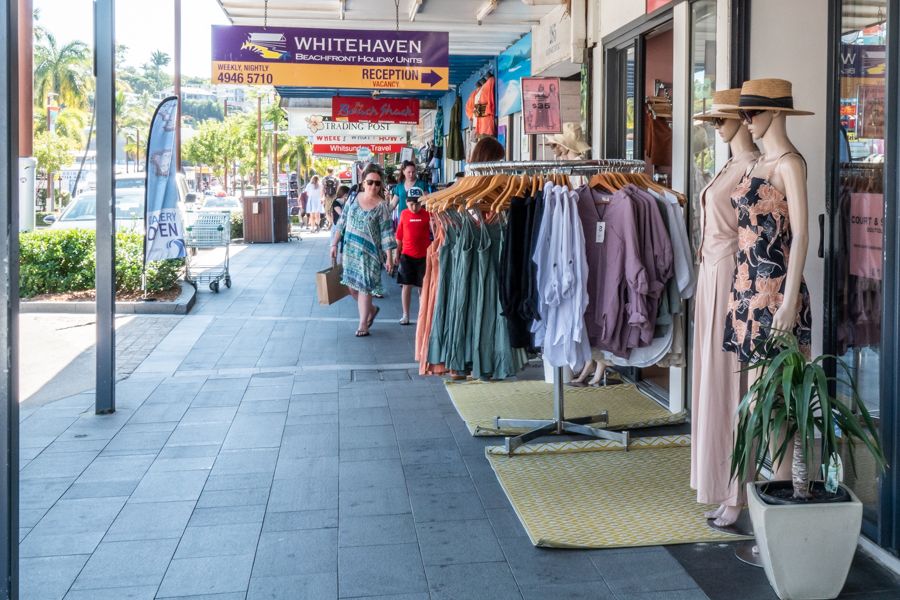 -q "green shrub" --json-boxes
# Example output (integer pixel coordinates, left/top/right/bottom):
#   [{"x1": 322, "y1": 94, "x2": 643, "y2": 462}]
[
  {"x1": 230, "y1": 212, "x2": 243, "y2": 239},
  {"x1": 19, "y1": 229, "x2": 184, "y2": 298}
]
